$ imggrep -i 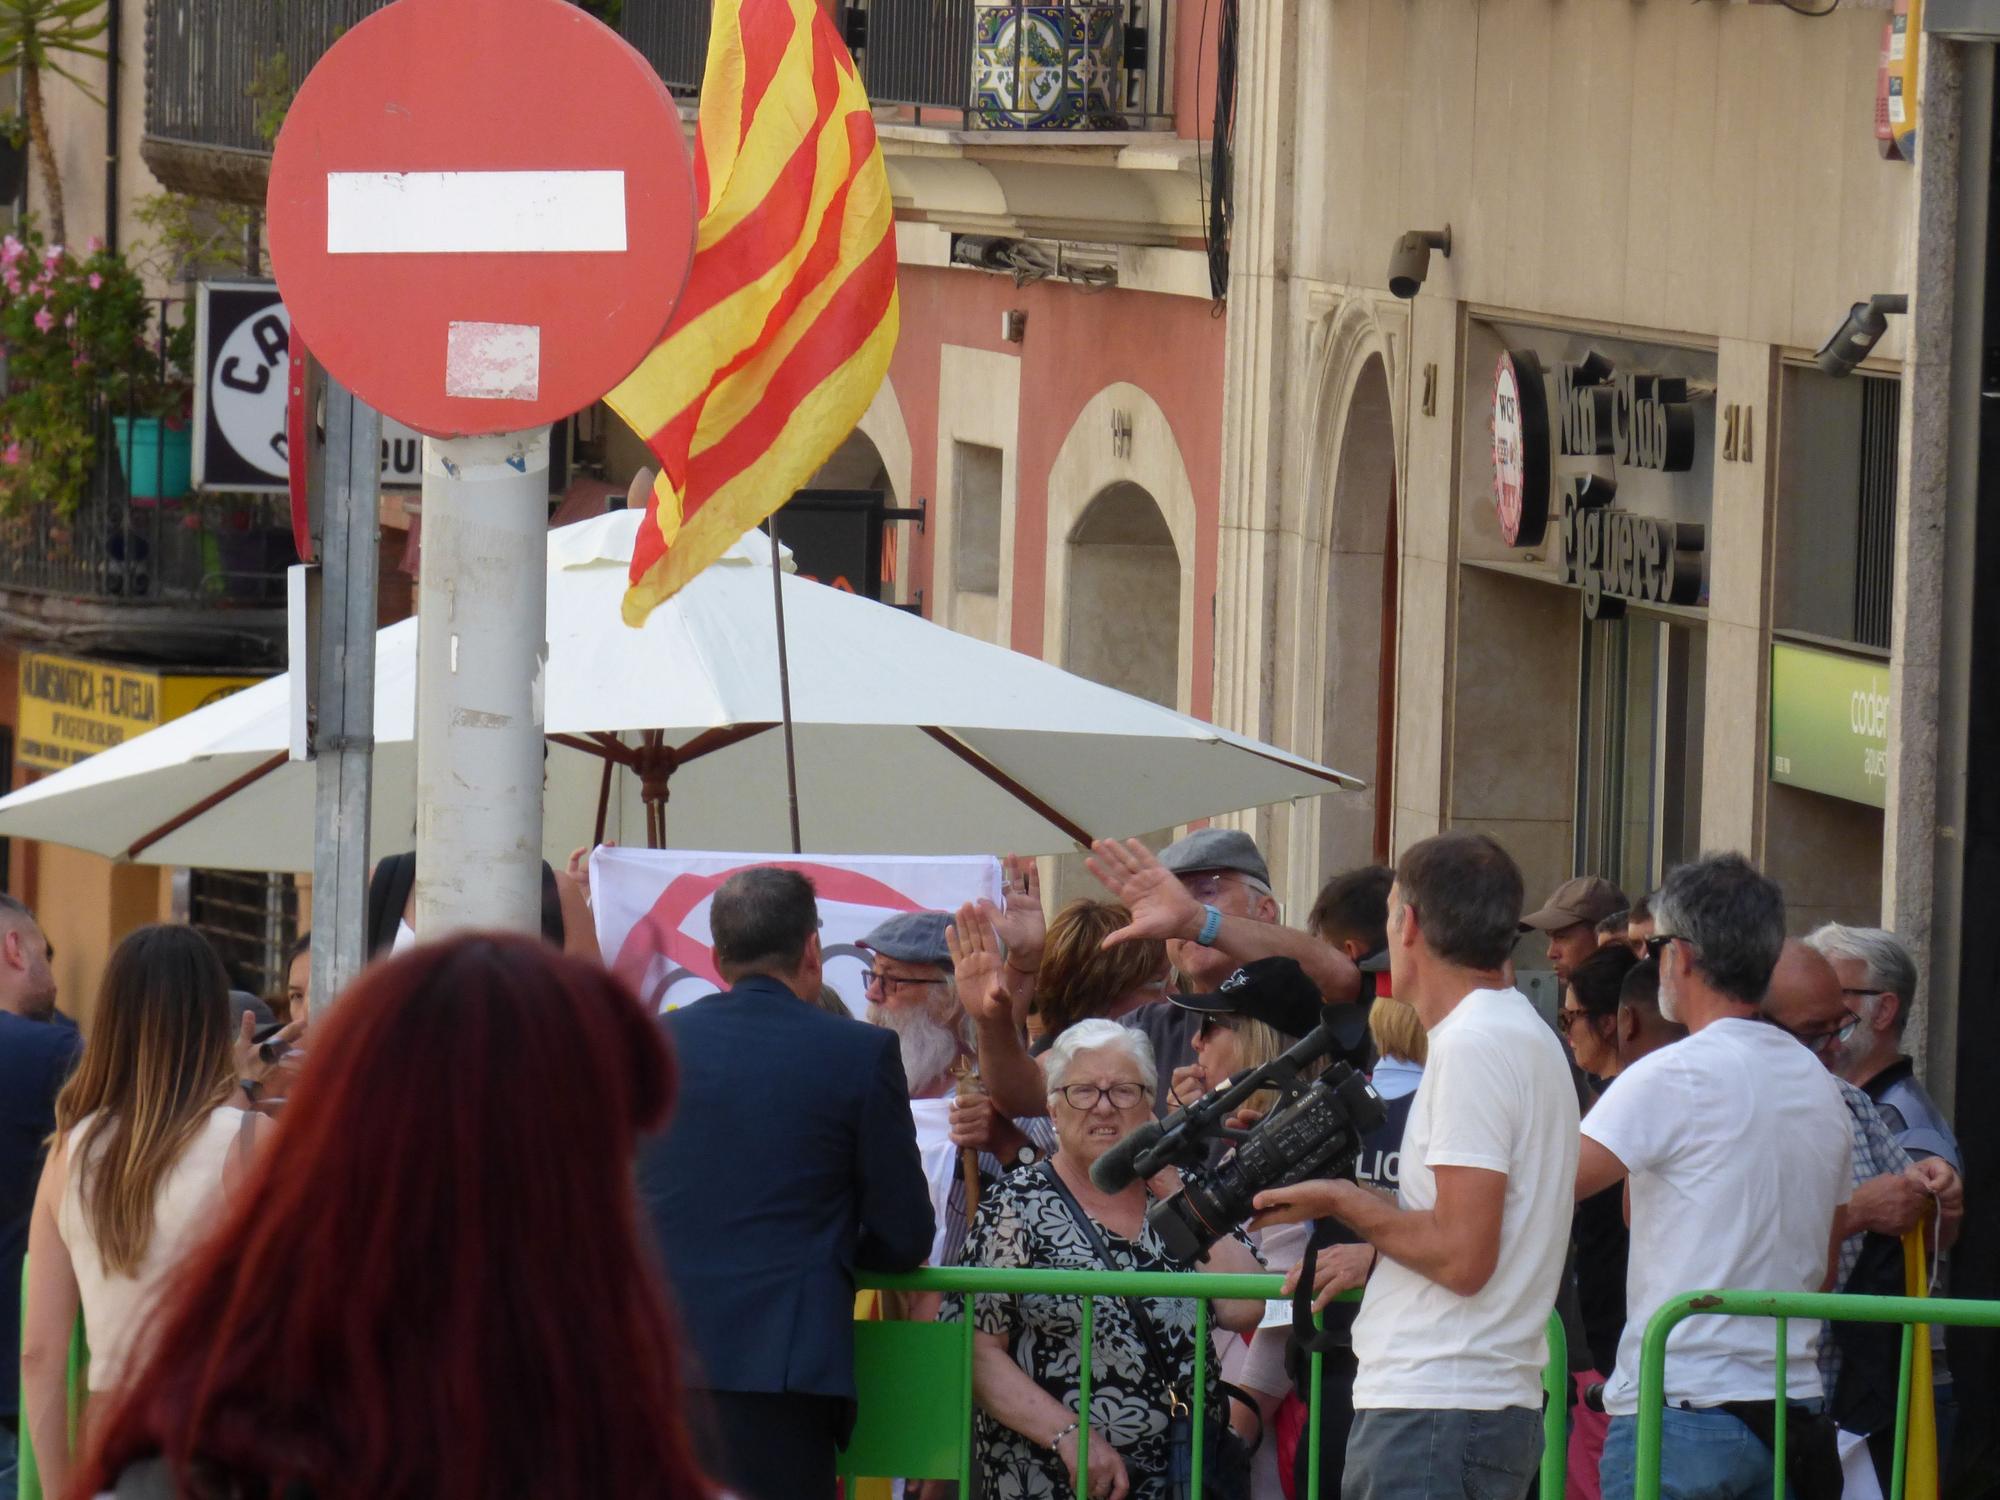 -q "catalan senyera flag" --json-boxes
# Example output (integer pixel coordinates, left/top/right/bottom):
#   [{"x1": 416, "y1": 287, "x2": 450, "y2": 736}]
[{"x1": 605, "y1": 0, "x2": 899, "y2": 625}]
